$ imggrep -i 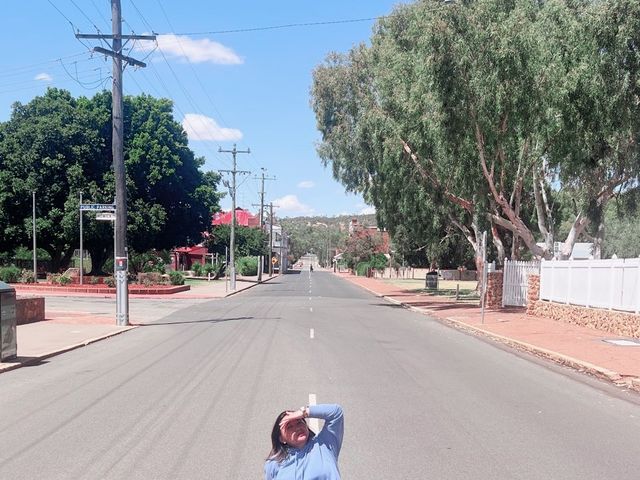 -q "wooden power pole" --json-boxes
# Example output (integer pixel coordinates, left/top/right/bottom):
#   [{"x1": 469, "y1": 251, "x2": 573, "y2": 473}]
[{"x1": 76, "y1": 0, "x2": 155, "y2": 325}]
